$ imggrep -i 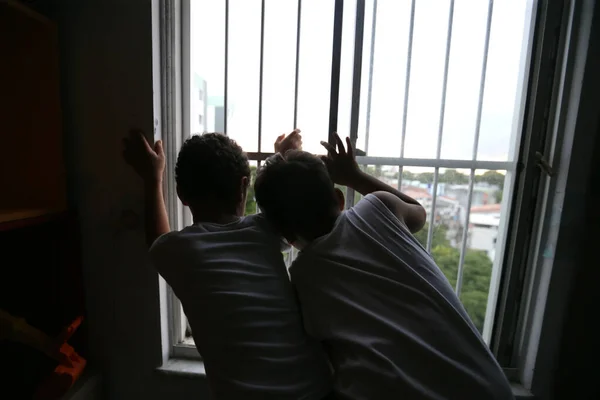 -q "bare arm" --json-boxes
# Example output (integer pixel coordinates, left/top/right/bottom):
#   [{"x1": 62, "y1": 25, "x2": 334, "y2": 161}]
[
  {"x1": 347, "y1": 172, "x2": 426, "y2": 233},
  {"x1": 144, "y1": 178, "x2": 171, "y2": 247},
  {"x1": 321, "y1": 134, "x2": 427, "y2": 233},
  {"x1": 123, "y1": 130, "x2": 171, "y2": 247}
]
